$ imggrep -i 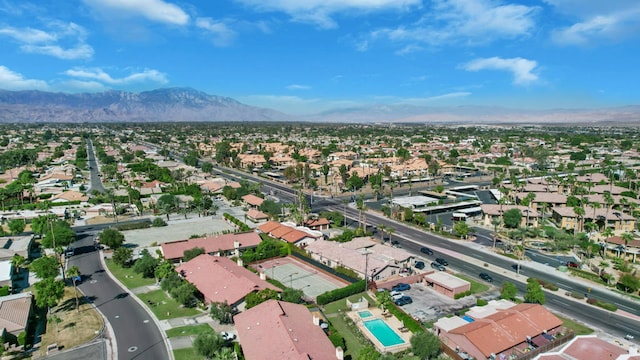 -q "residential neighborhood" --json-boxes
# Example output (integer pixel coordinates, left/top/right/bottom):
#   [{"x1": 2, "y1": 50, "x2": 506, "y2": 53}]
[{"x1": 0, "y1": 123, "x2": 639, "y2": 360}]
